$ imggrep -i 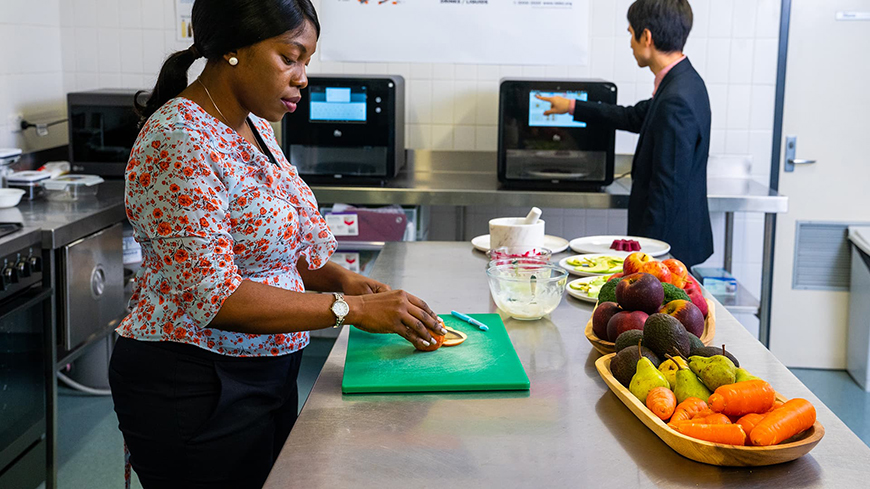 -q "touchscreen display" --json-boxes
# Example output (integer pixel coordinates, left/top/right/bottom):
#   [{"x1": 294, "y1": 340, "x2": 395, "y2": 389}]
[
  {"x1": 310, "y1": 86, "x2": 367, "y2": 122},
  {"x1": 529, "y1": 90, "x2": 587, "y2": 128}
]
